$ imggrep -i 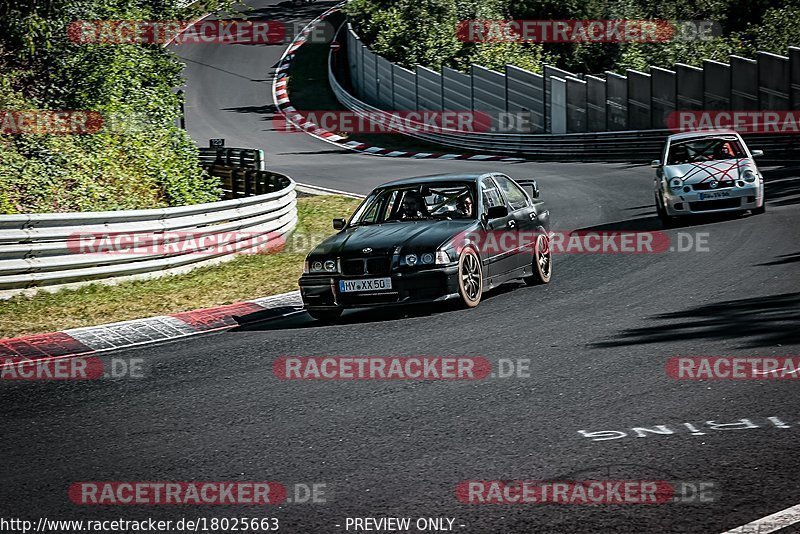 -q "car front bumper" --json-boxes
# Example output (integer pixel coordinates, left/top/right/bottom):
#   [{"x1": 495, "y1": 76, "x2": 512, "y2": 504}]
[
  {"x1": 662, "y1": 182, "x2": 764, "y2": 216},
  {"x1": 299, "y1": 264, "x2": 461, "y2": 310}
]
